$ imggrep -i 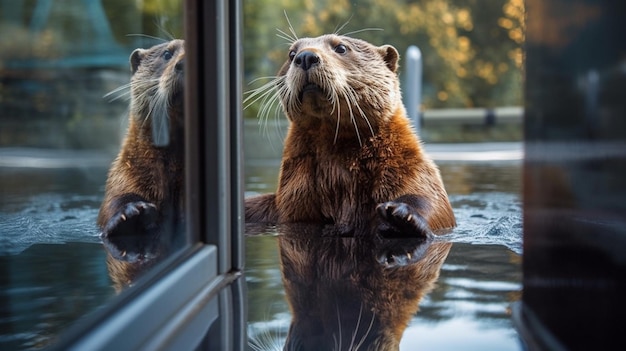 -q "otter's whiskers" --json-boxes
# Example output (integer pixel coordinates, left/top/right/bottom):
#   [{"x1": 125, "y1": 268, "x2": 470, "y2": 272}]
[
  {"x1": 332, "y1": 302, "x2": 377, "y2": 351},
  {"x1": 244, "y1": 75, "x2": 288, "y2": 140}
]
